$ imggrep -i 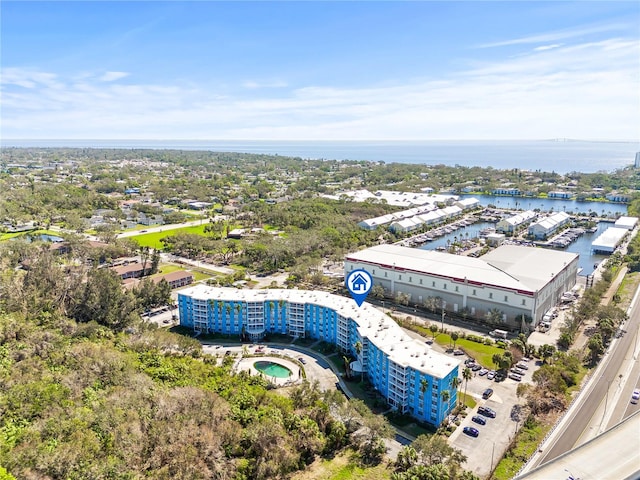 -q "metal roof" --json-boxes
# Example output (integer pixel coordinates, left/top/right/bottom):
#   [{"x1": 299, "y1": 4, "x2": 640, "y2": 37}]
[{"x1": 346, "y1": 244, "x2": 577, "y2": 293}]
